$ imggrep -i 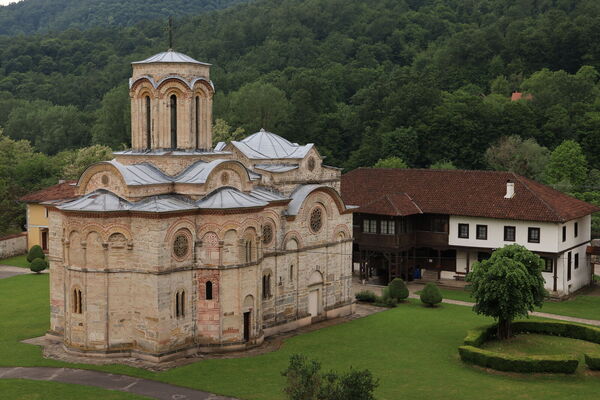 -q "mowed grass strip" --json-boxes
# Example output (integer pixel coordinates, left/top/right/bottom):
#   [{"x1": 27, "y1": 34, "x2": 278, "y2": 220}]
[
  {"x1": 426, "y1": 287, "x2": 600, "y2": 322},
  {"x1": 0, "y1": 255, "x2": 29, "y2": 268},
  {"x1": 0, "y1": 379, "x2": 151, "y2": 400},
  {"x1": 3, "y1": 274, "x2": 600, "y2": 400}
]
